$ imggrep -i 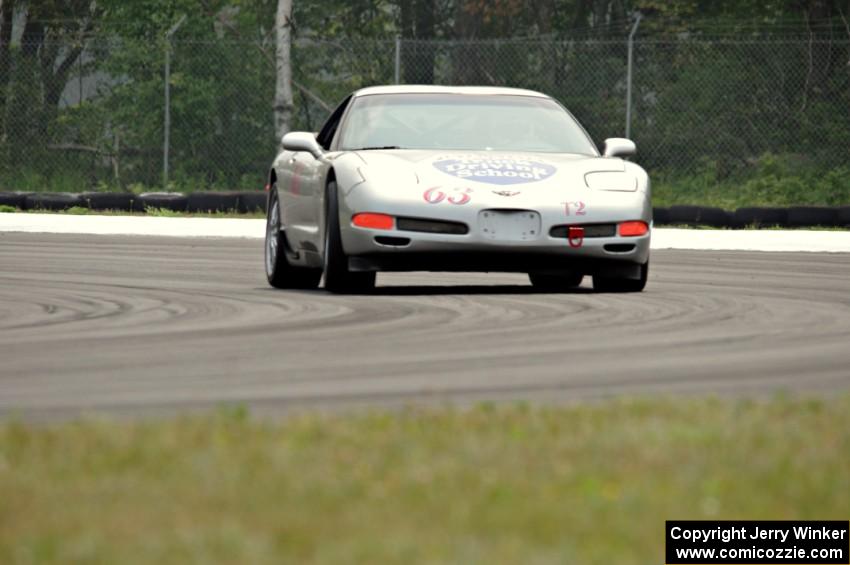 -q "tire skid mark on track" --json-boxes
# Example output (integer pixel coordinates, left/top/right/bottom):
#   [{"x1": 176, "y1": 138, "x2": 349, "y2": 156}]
[{"x1": 1, "y1": 234, "x2": 850, "y2": 418}]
